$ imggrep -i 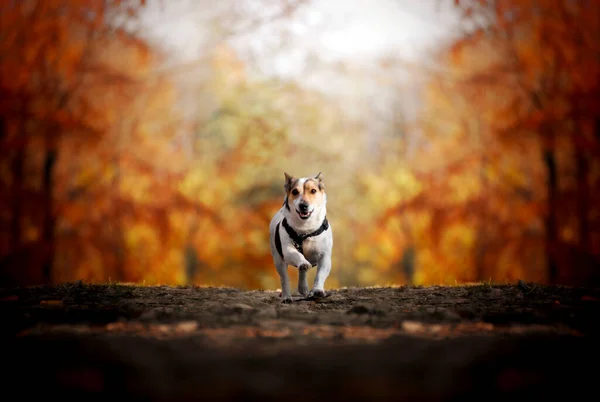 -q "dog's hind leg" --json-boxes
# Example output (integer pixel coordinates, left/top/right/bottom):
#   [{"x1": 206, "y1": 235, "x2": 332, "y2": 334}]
[
  {"x1": 276, "y1": 260, "x2": 293, "y2": 303},
  {"x1": 309, "y1": 256, "x2": 331, "y2": 298},
  {"x1": 298, "y1": 270, "x2": 309, "y2": 297}
]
